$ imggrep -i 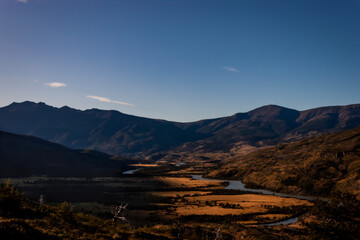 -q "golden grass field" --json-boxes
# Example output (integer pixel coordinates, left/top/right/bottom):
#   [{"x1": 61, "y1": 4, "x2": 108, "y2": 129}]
[
  {"x1": 129, "y1": 163, "x2": 159, "y2": 167},
  {"x1": 155, "y1": 176, "x2": 225, "y2": 188},
  {"x1": 172, "y1": 194, "x2": 311, "y2": 216},
  {"x1": 187, "y1": 194, "x2": 311, "y2": 208},
  {"x1": 151, "y1": 191, "x2": 211, "y2": 197},
  {"x1": 174, "y1": 205, "x2": 245, "y2": 215},
  {"x1": 150, "y1": 175, "x2": 312, "y2": 226}
]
